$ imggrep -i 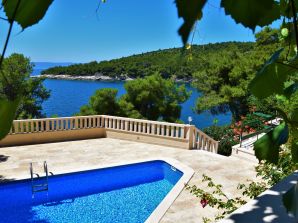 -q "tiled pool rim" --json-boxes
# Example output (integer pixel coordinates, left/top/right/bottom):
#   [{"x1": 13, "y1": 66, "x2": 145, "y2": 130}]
[{"x1": 2, "y1": 157, "x2": 194, "y2": 223}]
